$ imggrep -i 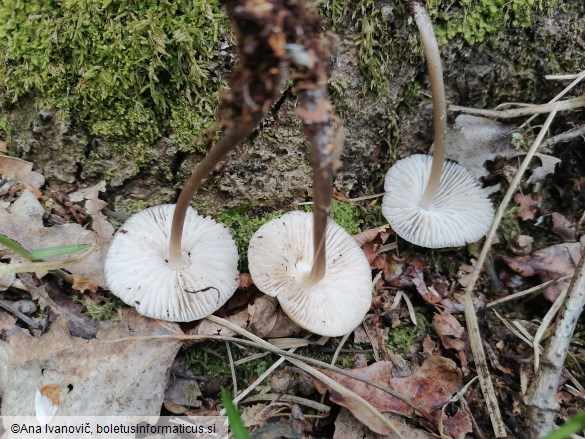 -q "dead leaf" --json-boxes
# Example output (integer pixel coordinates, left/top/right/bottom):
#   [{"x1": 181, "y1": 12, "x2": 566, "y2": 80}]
[
  {"x1": 240, "y1": 403, "x2": 269, "y2": 429},
  {"x1": 0, "y1": 189, "x2": 112, "y2": 288},
  {"x1": 0, "y1": 267, "x2": 15, "y2": 291},
  {"x1": 526, "y1": 153, "x2": 561, "y2": 185},
  {"x1": 71, "y1": 274, "x2": 99, "y2": 293},
  {"x1": 314, "y1": 356, "x2": 467, "y2": 437},
  {"x1": 432, "y1": 313, "x2": 467, "y2": 352},
  {"x1": 456, "y1": 261, "x2": 475, "y2": 288},
  {"x1": 248, "y1": 296, "x2": 302, "y2": 338},
  {"x1": 551, "y1": 212, "x2": 576, "y2": 242},
  {"x1": 0, "y1": 156, "x2": 32, "y2": 179},
  {"x1": 164, "y1": 354, "x2": 202, "y2": 409},
  {"x1": 514, "y1": 193, "x2": 541, "y2": 221},
  {"x1": 0, "y1": 309, "x2": 182, "y2": 416},
  {"x1": 445, "y1": 115, "x2": 513, "y2": 180},
  {"x1": 333, "y1": 408, "x2": 379, "y2": 439},
  {"x1": 511, "y1": 235, "x2": 534, "y2": 255},
  {"x1": 239, "y1": 273, "x2": 253, "y2": 289},
  {"x1": 248, "y1": 296, "x2": 279, "y2": 337},
  {"x1": 503, "y1": 239, "x2": 583, "y2": 301}
]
